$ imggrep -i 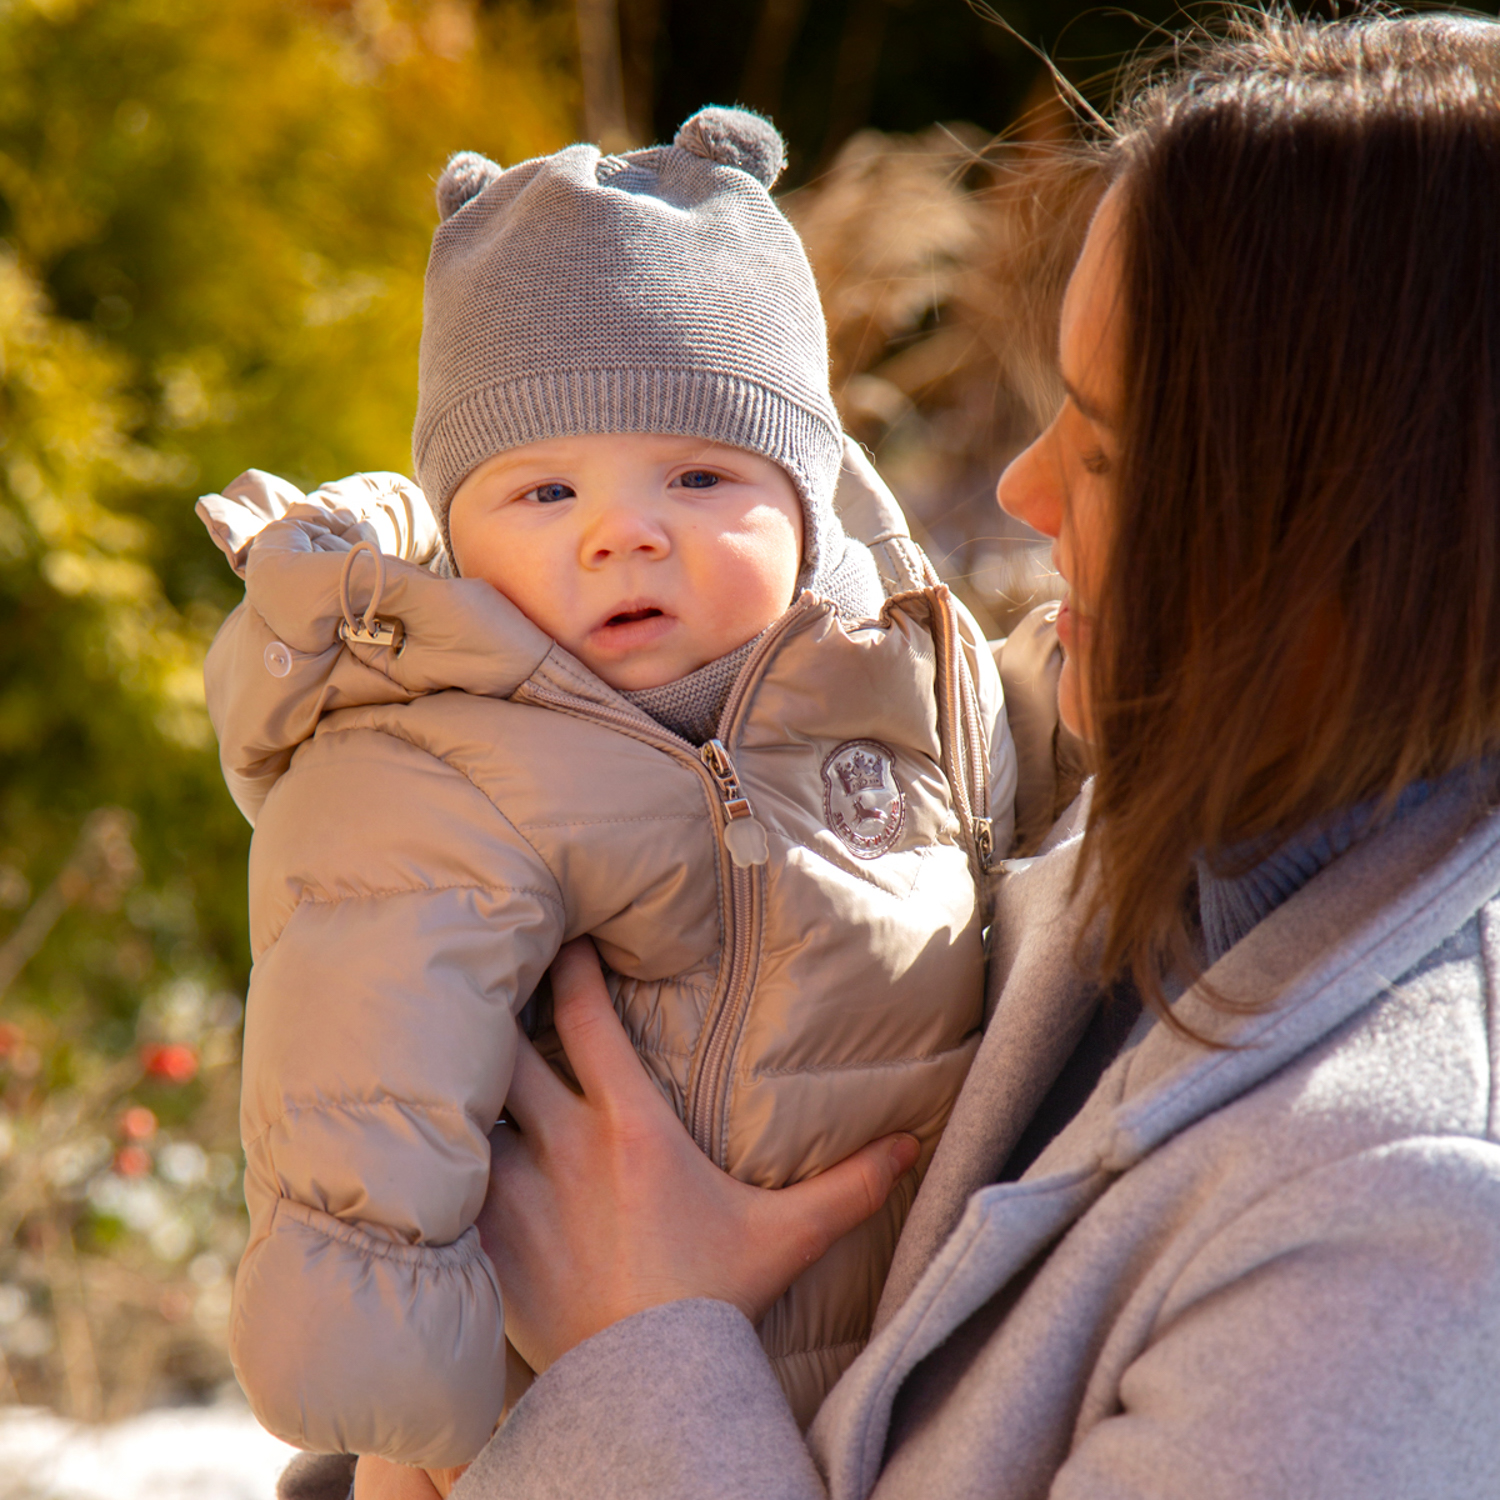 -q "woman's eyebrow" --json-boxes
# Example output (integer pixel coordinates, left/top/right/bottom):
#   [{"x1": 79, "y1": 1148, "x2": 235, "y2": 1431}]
[{"x1": 1063, "y1": 375, "x2": 1115, "y2": 431}]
